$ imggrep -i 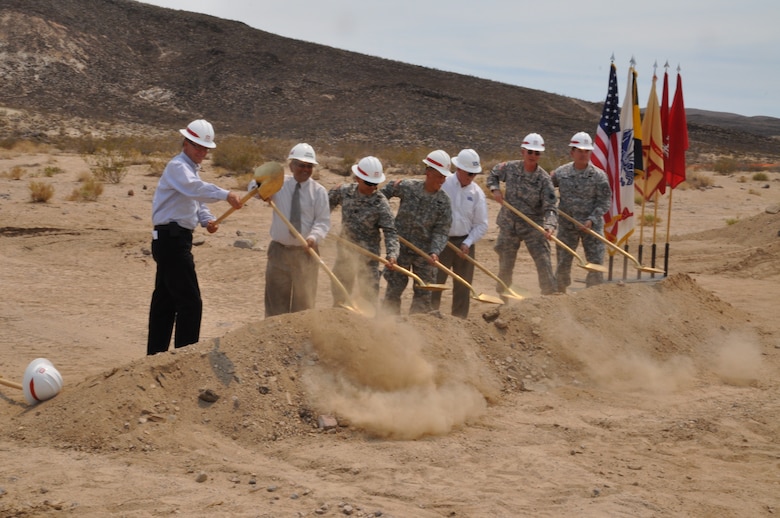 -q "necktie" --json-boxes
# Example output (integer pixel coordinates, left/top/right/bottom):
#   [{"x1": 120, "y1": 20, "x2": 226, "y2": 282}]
[{"x1": 290, "y1": 182, "x2": 302, "y2": 233}]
